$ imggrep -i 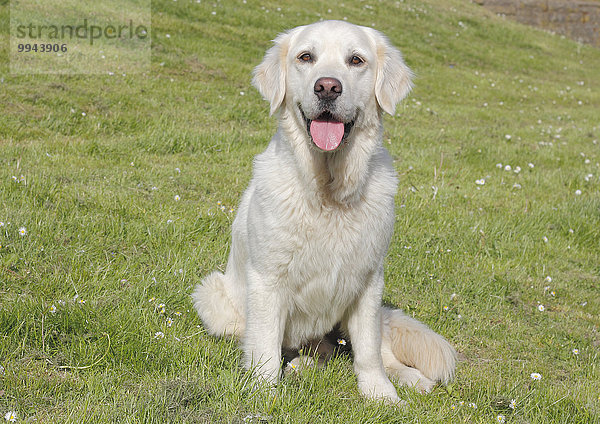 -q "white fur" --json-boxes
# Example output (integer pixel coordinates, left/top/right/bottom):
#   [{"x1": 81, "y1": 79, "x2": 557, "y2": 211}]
[{"x1": 192, "y1": 20, "x2": 455, "y2": 402}]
